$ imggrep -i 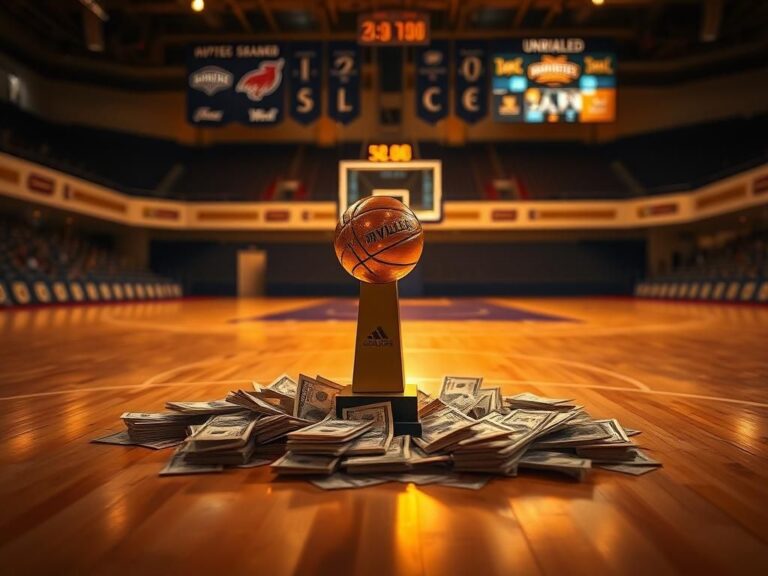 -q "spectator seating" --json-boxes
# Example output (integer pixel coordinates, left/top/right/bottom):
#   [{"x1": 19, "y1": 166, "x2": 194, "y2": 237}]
[
  {"x1": 634, "y1": 230, "x2": 768, "y2": 303},
  {"x1": 2, "y1": 101, "x2": 766, "y2": 202},
  {"x1": 0, "y1": 216, "x2": 181, "y2": 308}
]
